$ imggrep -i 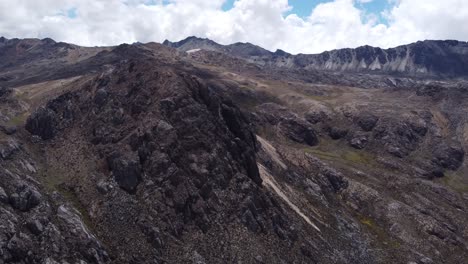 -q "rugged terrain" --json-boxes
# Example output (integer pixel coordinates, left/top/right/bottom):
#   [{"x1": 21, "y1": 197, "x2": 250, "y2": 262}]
[{"x1": 0, "y1": 36, "x2": 468, "y2": 264}]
